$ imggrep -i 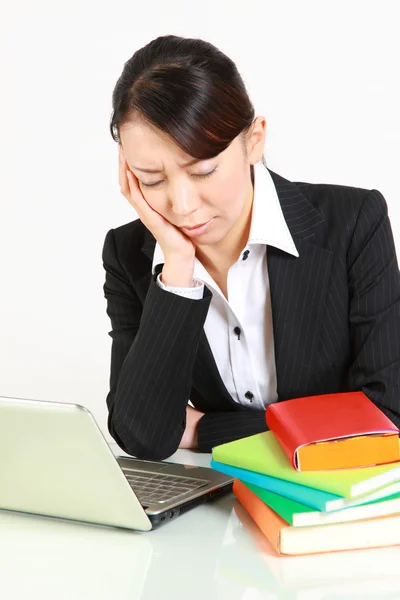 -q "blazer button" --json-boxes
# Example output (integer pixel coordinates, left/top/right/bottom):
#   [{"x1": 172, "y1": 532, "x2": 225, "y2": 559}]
[{"x1": 245, "y1": 391, "x2": 254, "y2": 401}]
